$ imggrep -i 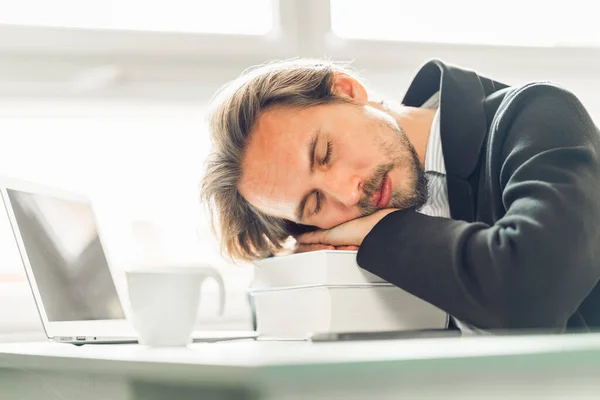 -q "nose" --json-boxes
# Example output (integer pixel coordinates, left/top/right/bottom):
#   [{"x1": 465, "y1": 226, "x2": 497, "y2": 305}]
[{"x1": 320, "y1": 167, "x2": 362, "y2": 207}]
